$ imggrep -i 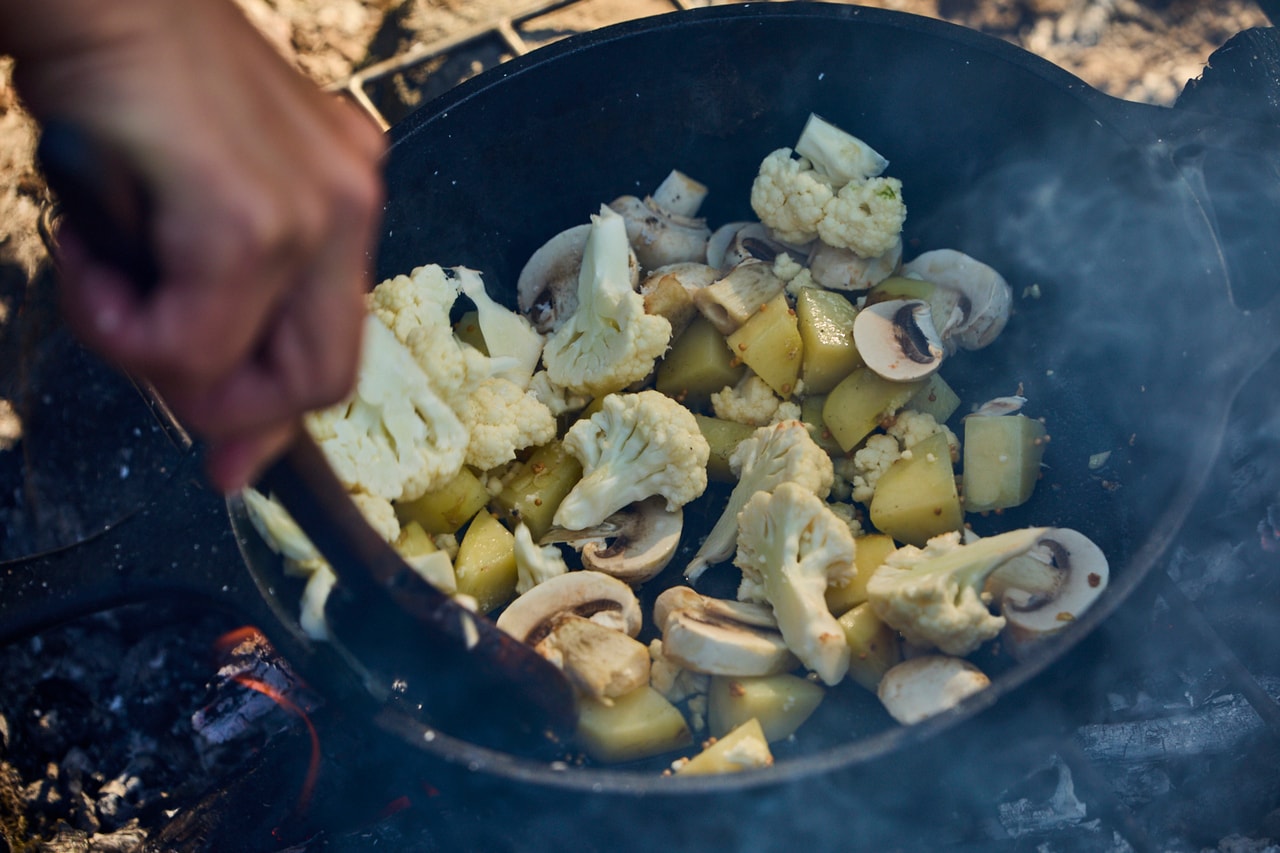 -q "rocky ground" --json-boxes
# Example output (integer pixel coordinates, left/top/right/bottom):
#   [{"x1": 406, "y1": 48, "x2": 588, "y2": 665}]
[{"x1": 0, "y1": 1, "x2": 1273, "y2": 851}]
